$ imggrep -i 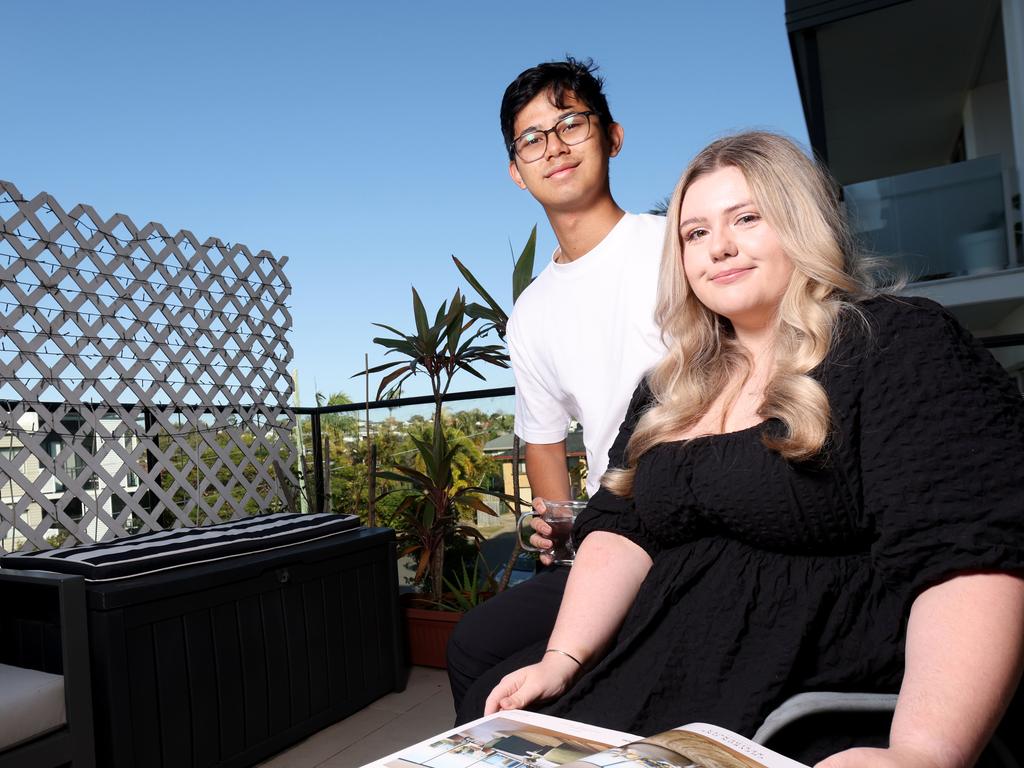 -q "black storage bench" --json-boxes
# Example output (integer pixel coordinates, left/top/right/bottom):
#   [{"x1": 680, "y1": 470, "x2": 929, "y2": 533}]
[{"x1": 1, "y1": 513, "x2": 404, "y2": 768}]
